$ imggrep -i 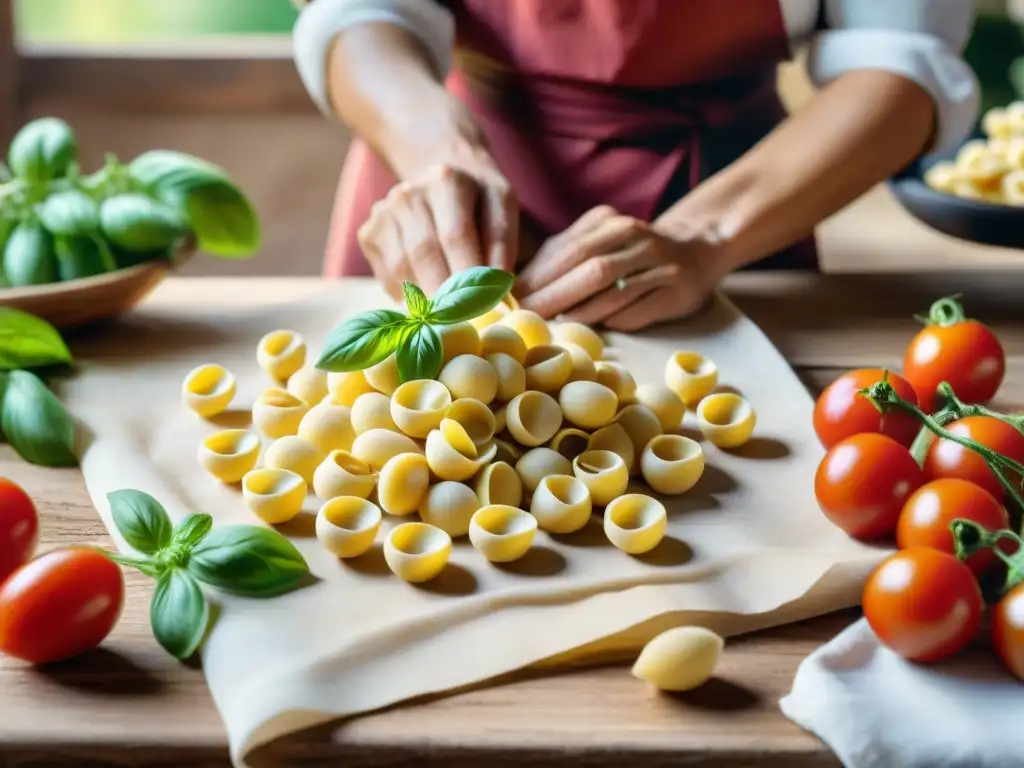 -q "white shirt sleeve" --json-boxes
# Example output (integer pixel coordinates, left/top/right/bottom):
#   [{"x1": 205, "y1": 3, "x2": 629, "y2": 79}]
[
  {"x1": 806, "y1": 0, "x2": 980, "y2": 153},
  {"x1": 292, "y1": 0, "x2": 455, "y2": 117}
]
